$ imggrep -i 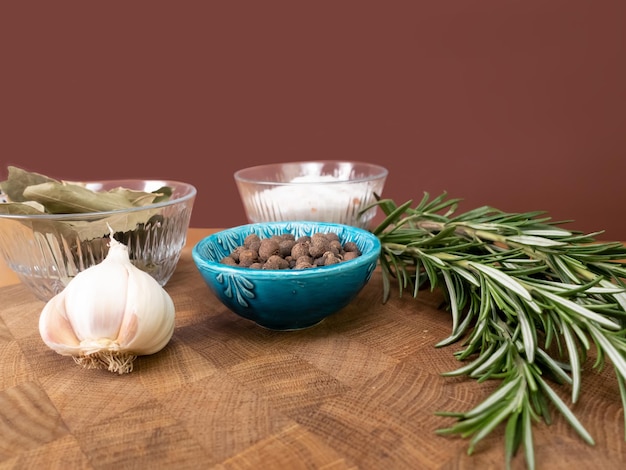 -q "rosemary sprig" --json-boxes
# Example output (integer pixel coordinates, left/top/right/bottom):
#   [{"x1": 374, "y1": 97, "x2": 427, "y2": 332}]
[{"x1": 367, "y1": 193, "x2": 626, "y2": 470}]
